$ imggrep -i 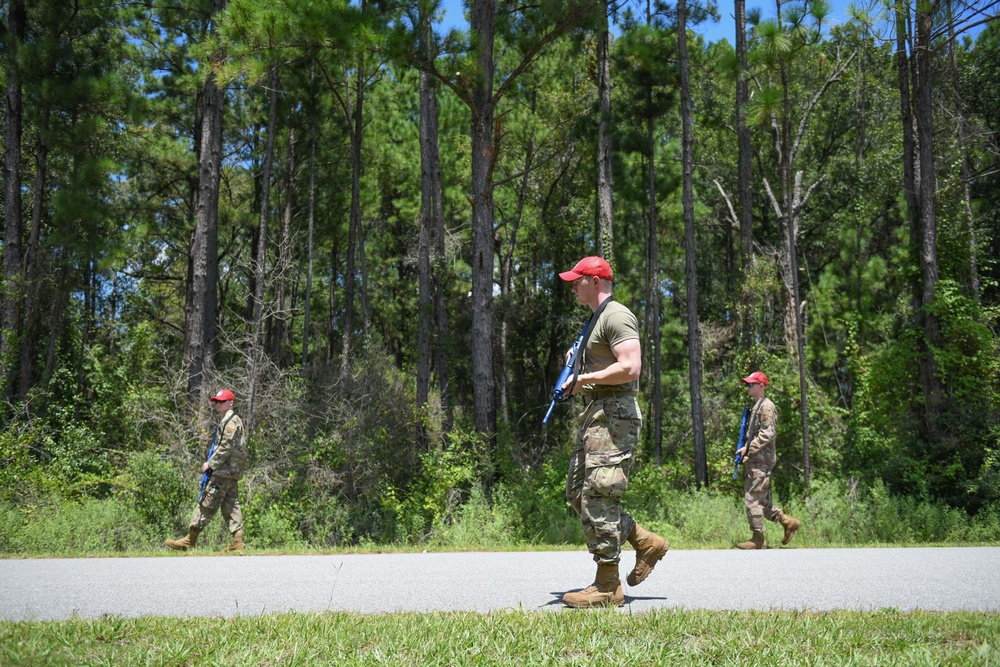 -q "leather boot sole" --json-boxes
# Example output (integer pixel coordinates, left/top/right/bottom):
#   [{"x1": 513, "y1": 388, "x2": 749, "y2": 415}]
[{"x1": 627, "y1": 539, "x2": 670, "y2": 586}]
